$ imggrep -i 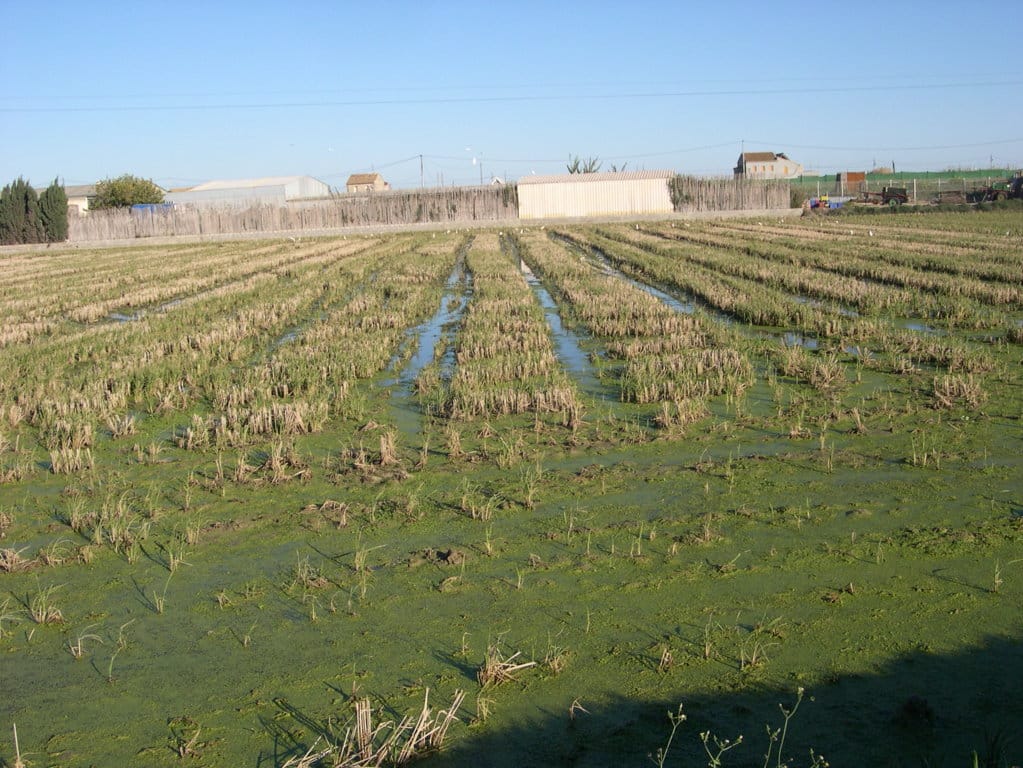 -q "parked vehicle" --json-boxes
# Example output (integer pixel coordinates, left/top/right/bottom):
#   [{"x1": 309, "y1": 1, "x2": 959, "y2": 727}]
[
  {"x1": 861, "y1": 187, "x2": 908, "y2": 206},
  {"x1": 966, "y1": 172, "x2": 1023, "y2": 203}
]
